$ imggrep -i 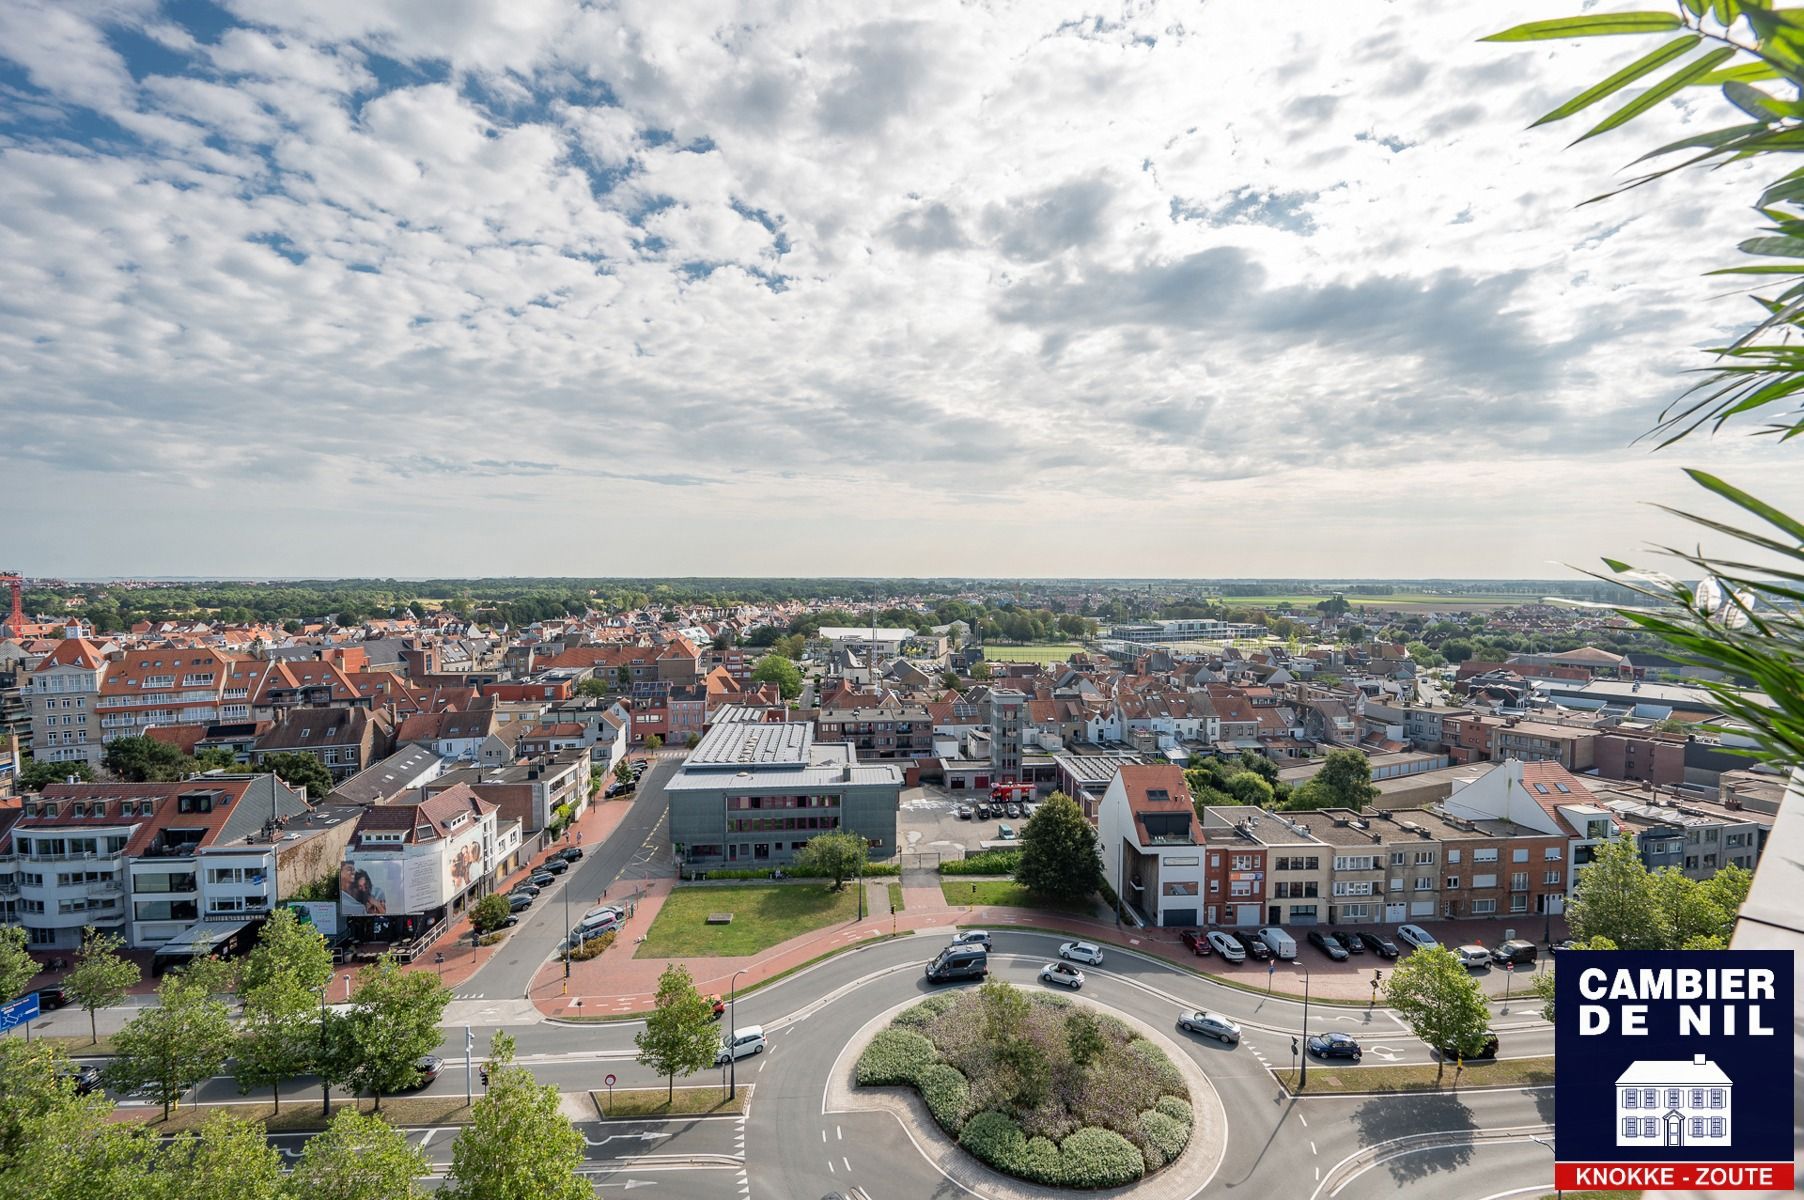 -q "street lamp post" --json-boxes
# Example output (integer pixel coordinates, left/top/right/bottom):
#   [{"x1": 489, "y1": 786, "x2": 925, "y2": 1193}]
[
  {"x1": 1299, "y1": 964, "x2": 1311, "y2": 1090},
  {"x1": 318, "y1": 985, "x2": 331, "y2": 1118},
  {"x1": 728, "y1": 968, "x2": 749, "y2": 1101}
]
